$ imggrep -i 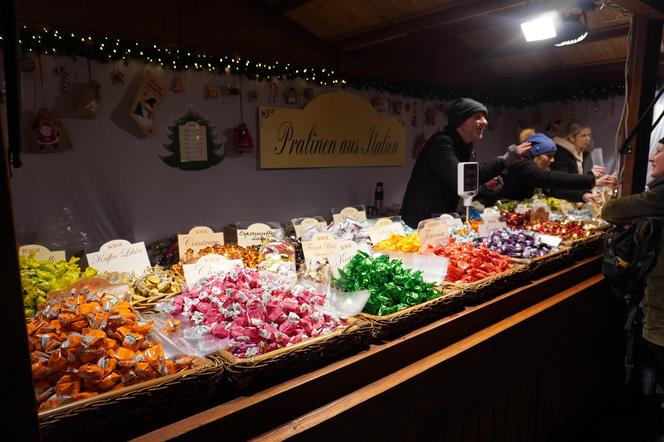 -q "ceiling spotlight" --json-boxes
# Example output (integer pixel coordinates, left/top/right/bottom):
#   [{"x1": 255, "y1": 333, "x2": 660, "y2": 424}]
[
  {"x1": 520, "y1": 11, "x2": 558, "y2": 42},
  {"x1": 553, "y1": 12, "x2": 589, "y2": 47}
]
